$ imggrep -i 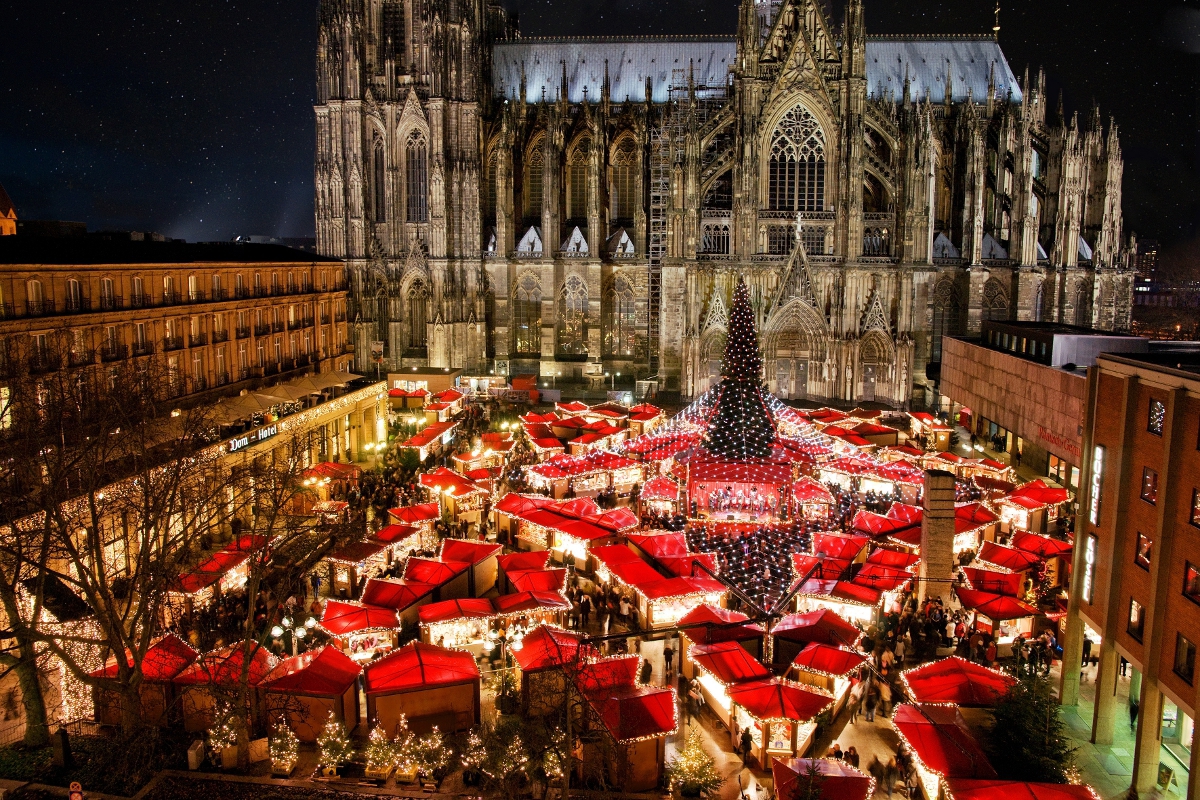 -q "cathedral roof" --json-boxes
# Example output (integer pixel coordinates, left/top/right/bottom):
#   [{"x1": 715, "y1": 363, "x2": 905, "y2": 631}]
[
  {"x1": 0, "y1": 237, "x2": 341, "y2": 265},
  {"x1": 491, "y1": 35, "x2": 1021, "y2": 106},
  {"x1": 0, "y1": 182, "x2": 15, "y2": 220}
]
